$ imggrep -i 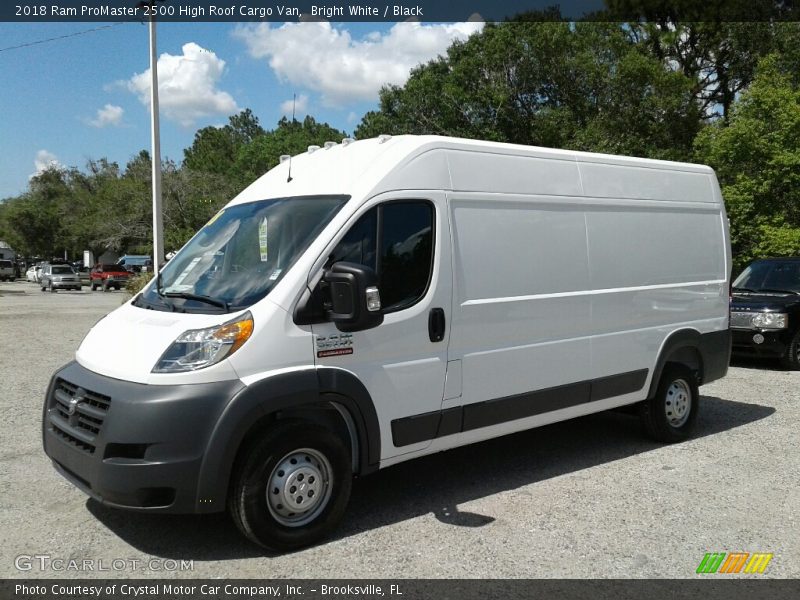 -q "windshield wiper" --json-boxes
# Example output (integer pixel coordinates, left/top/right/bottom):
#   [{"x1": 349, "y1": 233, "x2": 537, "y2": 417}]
[
  {"x1": 754, "y1": 288, "x2": 800, "y2": 295},
  {"x1": 164, "y1": 291, "x2": 229, "y2": 311},
  {"x1": 732, "y1": 287, "x2": 755, "y2": 293}
]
